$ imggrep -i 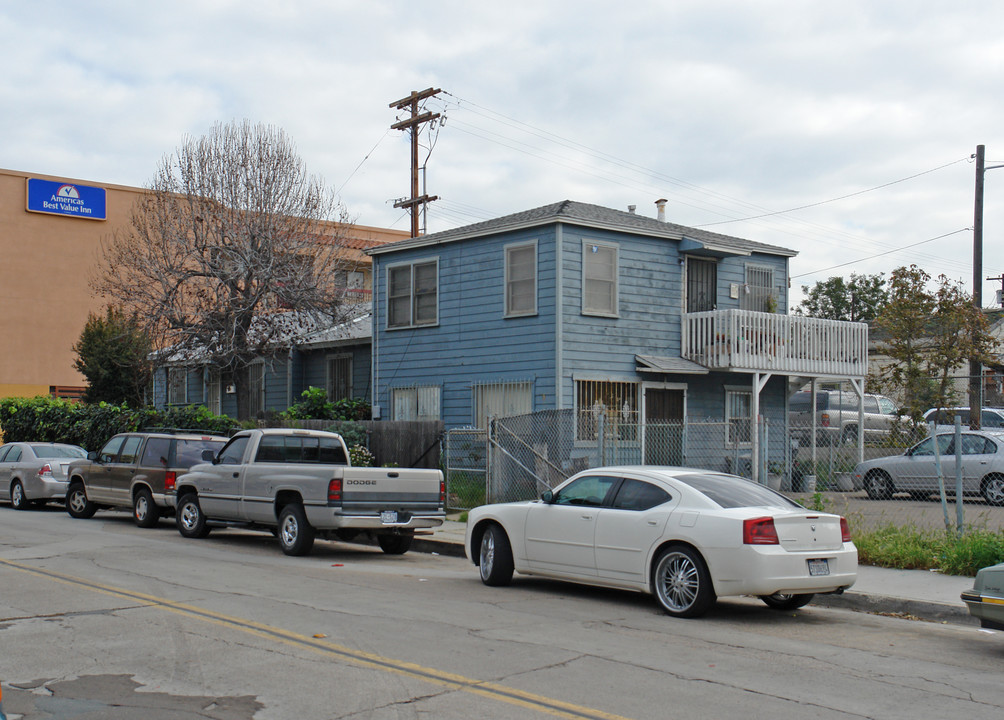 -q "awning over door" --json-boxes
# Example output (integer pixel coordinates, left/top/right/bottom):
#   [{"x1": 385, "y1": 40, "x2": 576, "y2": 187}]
[{"x1": 636, "y1": 355, "x2": 709, "y2": 375}]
